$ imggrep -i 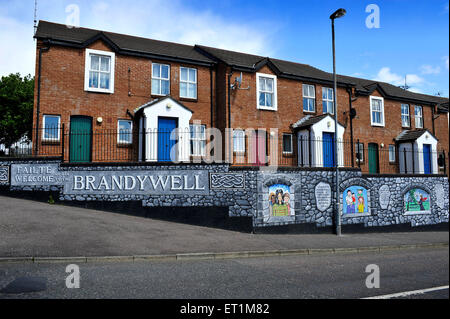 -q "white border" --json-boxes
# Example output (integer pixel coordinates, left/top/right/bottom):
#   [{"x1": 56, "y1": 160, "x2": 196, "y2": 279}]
[
  {"x1": 84, "y1": 49, "x2": 115, "y2": 94},
  {"x1": 370, "y1": 96, "x2": 385, "y2": 127},
  {"x1": 256, "y1": 73, "x2": 277, "y2": 111}
]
